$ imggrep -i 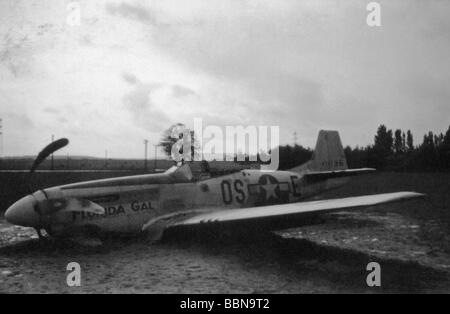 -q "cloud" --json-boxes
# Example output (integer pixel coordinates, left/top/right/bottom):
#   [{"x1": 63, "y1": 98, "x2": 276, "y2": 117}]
[
  {"x1": 107, "y1": 1, "x2": 450, "y2": 147},
  {"x1": 0, "y1": 33, "x2": 32, "y2": 77},
  {"x1": 171, "y1": 85, "x2": 196, "y2": 98},
  {"x1": 58, "y1": 117, "x2": 68, "y2": 124},
  {"x1": 1, "y1": 0, "x2": 450, "y2": 157},
  {"x1": 43, "y1": 107, "x2": 60, "y2": 114},
  {"x1": 122, "y1": 81, "x2": 170, "y2": 132},
  {"x1": 122, "y1": 72, "x2": 139, "y2": 85},
  {"x1": 105, "y1": 2, "x2": 161, "y2": 26},
  {"x1": 4, "y1": 112, "x2": 35, "y2": 128},
  {"x1": 120, "y1": 72, "x2": 204, "y2": 131},
  {"x1": 43, "y1": 107, "x2": 70, "y2": 125},
  {"x1": 105, "y1": 2, "x2": 328, "y2": 128},
  {"x1": 36, "y1": 23, "x2": 53, "y2": 36}
]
